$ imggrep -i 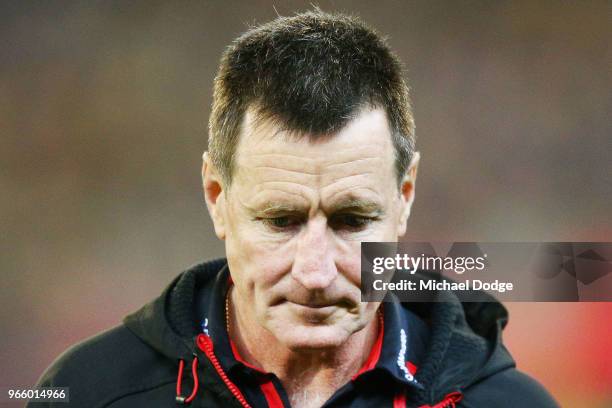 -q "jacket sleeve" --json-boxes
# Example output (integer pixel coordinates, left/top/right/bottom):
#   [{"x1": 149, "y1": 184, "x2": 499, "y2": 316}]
[
  {"x1": 27, "y1": 331, "x2": 109, "y2": 408},
  {"x1": 461, "y1": 367, "x2": 560, "y2": 408},
  {"x1": 26, "y1": 325, "x2": 176, "y2": 408}
]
